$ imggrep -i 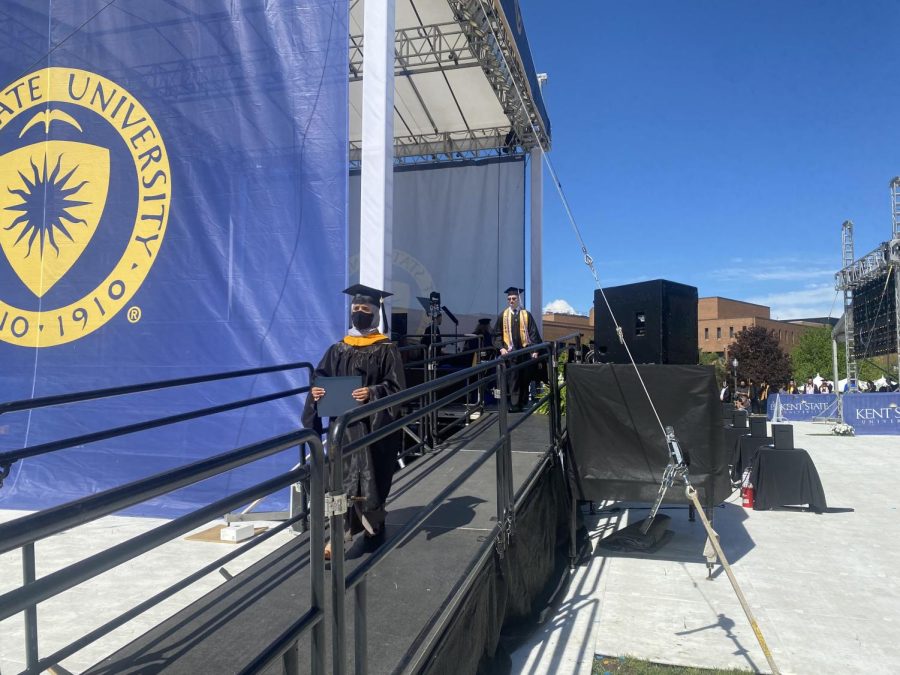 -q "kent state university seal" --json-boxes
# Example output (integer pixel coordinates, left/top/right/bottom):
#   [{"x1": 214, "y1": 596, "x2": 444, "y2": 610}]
[{"x1": 0, "y1": 67, "x2": 170, "y2": 347}]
